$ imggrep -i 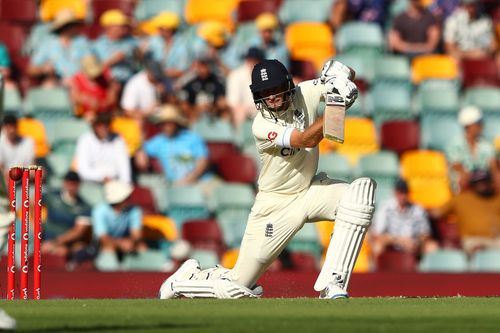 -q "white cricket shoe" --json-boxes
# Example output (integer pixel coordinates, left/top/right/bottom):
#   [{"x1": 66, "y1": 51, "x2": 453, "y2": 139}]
[
  {"x1": 159, "y1": 259, "x2": 201, "y2": 299},
  {"x1": 319, "y1": 282, "x2": 349, "y2": 299},
  {"x1": 0, "y1": 309, "x2": 16, "y2": 330}
]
